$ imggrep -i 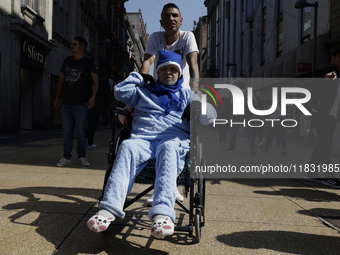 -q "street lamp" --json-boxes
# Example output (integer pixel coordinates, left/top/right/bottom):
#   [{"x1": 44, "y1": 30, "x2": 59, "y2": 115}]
[{"x1": 295, "y1": 0, "x2": 319, "y2": 78}]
